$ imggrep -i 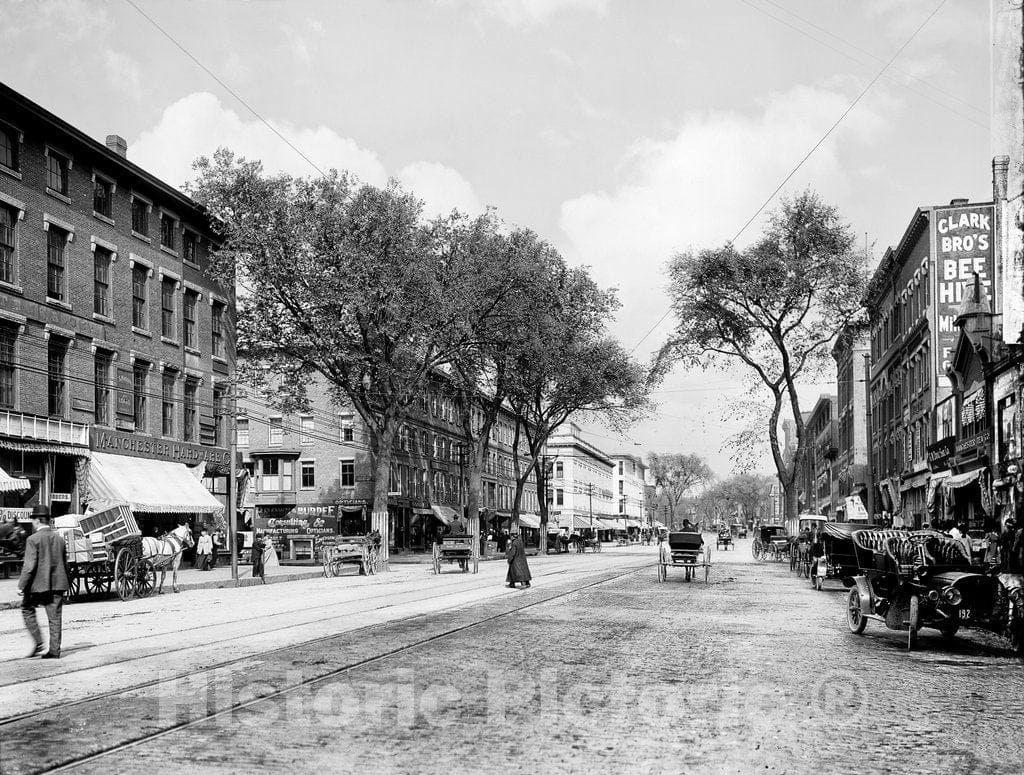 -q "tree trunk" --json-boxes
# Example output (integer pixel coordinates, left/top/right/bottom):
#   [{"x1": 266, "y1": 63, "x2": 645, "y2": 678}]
[
  {"x1": 534, "y1": 458, "x2": 548, "y2": 554},
  {"x1": 371, "y1": 429, "x2": 396, "y2": 569},
  {"x1": 783, "y1": 482, "x2": 799, "y2": 521},
  {"x1": 466, "y1": 442, "x2": 484, "y2": 558}
]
